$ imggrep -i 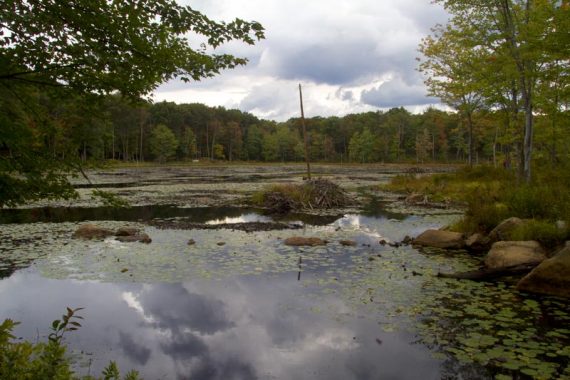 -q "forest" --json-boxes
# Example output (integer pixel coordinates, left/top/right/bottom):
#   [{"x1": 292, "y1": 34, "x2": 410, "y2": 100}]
[{"x1": 8, "y1": 96, "x2": 570, "y2": 167}]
